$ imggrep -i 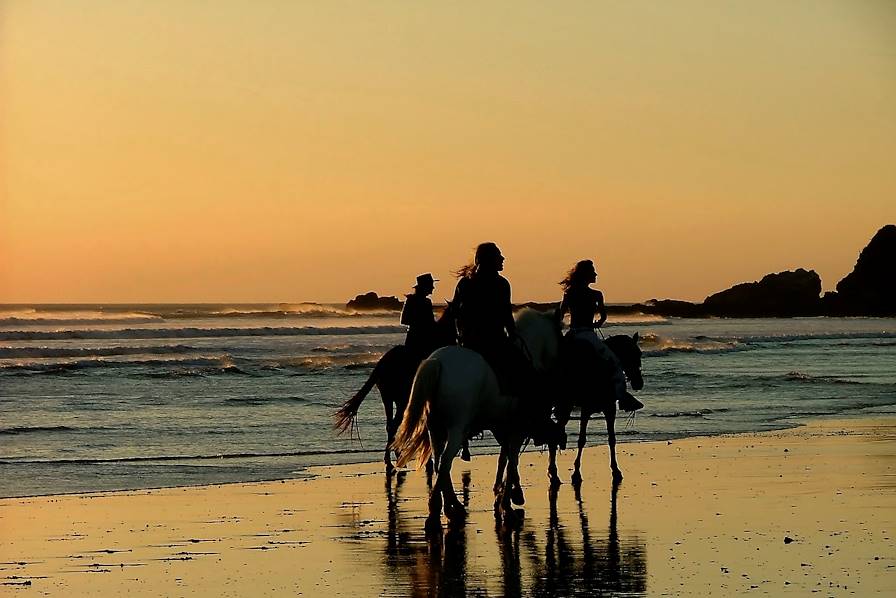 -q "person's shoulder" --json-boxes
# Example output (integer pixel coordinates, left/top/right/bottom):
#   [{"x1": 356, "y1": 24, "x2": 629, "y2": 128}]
[
  {"x1": 497, "y1": 275, "x2": 511, "y2": 289},
  {"x1": 592, "y1": 288, "x2": 604, "y2": 301}
]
